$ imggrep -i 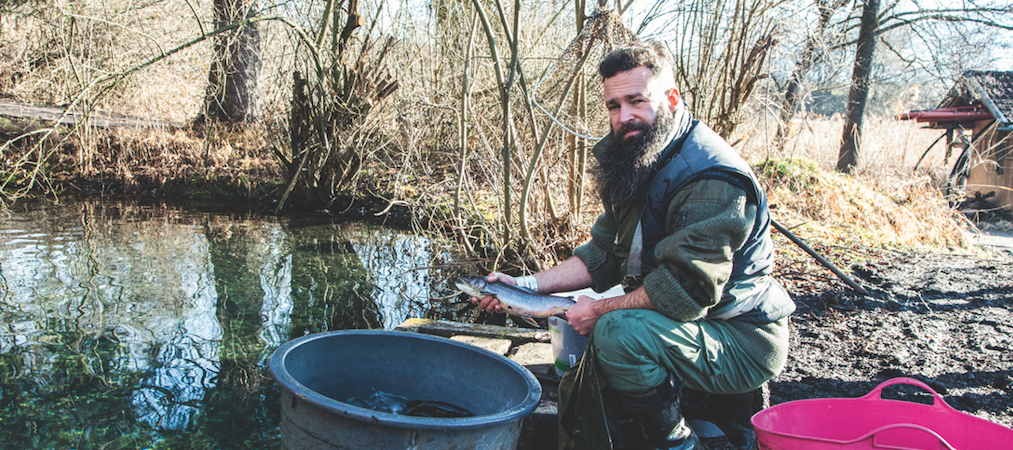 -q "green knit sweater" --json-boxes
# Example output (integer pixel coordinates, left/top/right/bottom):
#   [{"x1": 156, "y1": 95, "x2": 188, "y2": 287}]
[{"x1": 573, "y1": 177, "x2": 789, "y2": 374}]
